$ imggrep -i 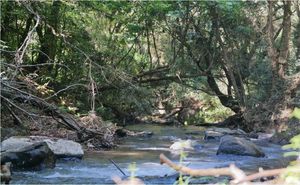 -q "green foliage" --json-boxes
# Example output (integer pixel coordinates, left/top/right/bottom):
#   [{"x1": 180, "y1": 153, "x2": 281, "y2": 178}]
[
  {"x1": 198, "y1": 95, "x2": 233, "y2": 123},
  {"x1": 291, "y1": 108, "x2": 300, "y2": 120},
  {"x1": 128, "y1": 162, "x2": 137, "y2": 180},
  {"x1": 1, "y1": 0, "x2": 298, "y2": 126},
  {"x1": 174, "y1": 148, "x2": 191, "y2": 185},
  {"x1": 283, "y1": 134, "x2": 300, "y2": 157},
  {"x1": 281, "y1": 136, "x2": 300, "y2": 185},
  {"x1": 183, "y1": 92, "x2": 233, "y2": 124},
  {"x1": 282, "y1": 108, "x2": 300, "y2": 157},
  {"x1": 281, "y1": 108, "x2": 300, "y2": 185}
]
